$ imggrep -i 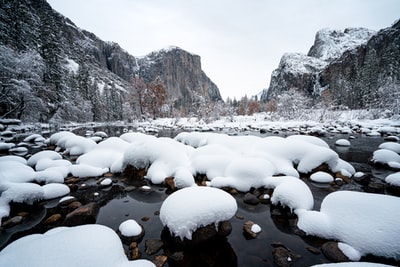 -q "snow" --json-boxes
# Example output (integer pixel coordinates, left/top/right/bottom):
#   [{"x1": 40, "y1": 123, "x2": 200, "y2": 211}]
[
  {"x1": 27, "y1": 150, "x2": 62, "y2": 167},
  {"x1": 159, "y1": 186, "x2": 237, "y2": 240},
  {"x1": 70, "y1": 164, "x2": 108, "y2": 178},
  {"x1": 385, "y1": 172, "x2": 400, "y2": 186},
  {"x1": 335, "y1": 139, "x2": 351, "y2": 147},
  {"x1": 265, "y1": 176, "x2": 314, "y2": 211},
  {"x1": 371, "y1": 149, "x2": 400, "y2": 165},
  {"x1": 64, "y1": 58, "x2": 79, "y2": 74},
  {"x1": 310, "y1": 171, "x2": 334, "y2": 183},
  {"x1": 118, "y1": 219, "x2": 142, "y2": 237},
  {"x1": 251, "y1": 223, "x2": 262, "y2": 233},
  {"x1": 100, "y1": 178, "x2": 112, "y2": 186},
  {"x1": 42, "y1": 183, "x2": 70, "y2": 200},
  {"x1": 0, "y1": 224, "x2": 155, "y2": 267},
  {"x1": 296, "y1": 191, "x2": 400, "y2": 260},
  {"x1": 310, "y1": 28, "x2": 375, "y2": 61},
  {"x1": 379, "y1": 142, "x2": 400, "y2": 154}
]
